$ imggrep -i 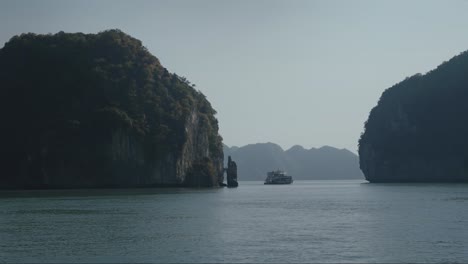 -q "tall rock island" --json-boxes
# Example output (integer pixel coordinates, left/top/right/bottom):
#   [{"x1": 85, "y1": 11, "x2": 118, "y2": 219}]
[
  {"x1": 0, "y1": 30, "x2": 224, "y2": 188},
  {"x1": 359, "y1": 50, "x2": 468, "y2": 182},
  {"x1": 226, "y1": 156, "x2": 238, "y2": 187}
]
